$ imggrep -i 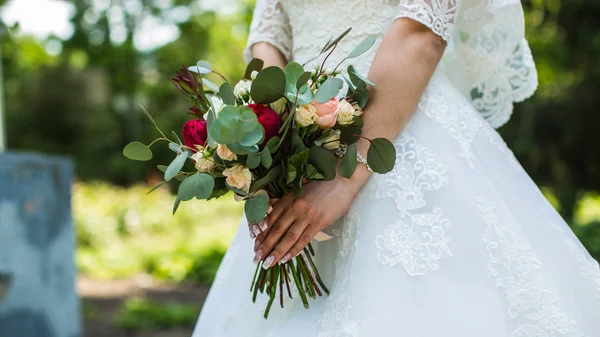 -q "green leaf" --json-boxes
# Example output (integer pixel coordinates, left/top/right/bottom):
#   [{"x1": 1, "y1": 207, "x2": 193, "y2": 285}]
[
  {"x1": 210, "y1": 106, "x2": 262, "y2": 145},
  {"x1": 286, "y1": 164, "x2": 297, "y2": 184},
  {"x1": 250, "y1": 166, "x2": 281, "y2": 193},
  {"x1": 348, "y1": 35, "x2": 377, "y2": 58},
  {"x1": 314, "y1": 78, "x2": 343, "y2": 103},
  {"x1": 189, "y1": 60, "x2": 211, "y2": 74},
  {"x1": 165, "y1": 150, "x2": 189, "y2": 181},
  {"x1": 178, "y1": 173, "x2": 215, "y2": 201},
  {"x1": 339, "y1": 125, "x2": 362, "y2": 144},
  {"x1": 367, "y1": 138, "x2": 396, "y2": 174},
  {"x1": 348, "y1": 65, "x2": 375, "y2": 86},
  {"x1": 251, "y1": 66, "x2": 286, "y2": 104},
  {"x1": 147, "y1": 181, "x2": 167, "y2": 195},
  {"x1": 247, "y1": 153, "x2": 261, "y2": 169},
  {"x1": 288, "y1": 84, "x2": 314, "y2": 106},
  {"x1": 227, "y1": 143, "x2": 259, "y2": 155},
  {"x1": 266, "y1": 136, "x2": 280, "y2": 153},
  {"x1": 261, "y1": 148, "x2": 273, "y2": 169},
  {"x1": 305, "y1": 164, "x2": 325, "y2": 180},
  {"x1": 245, "y1": 194, "x2": 269, "y2": 225},
  {"x1": 219, "y1": 82, "x2": 236, "y2": 105},
  {"x1": 238, "y1": 125, "x2": 265, "y2": 147},
  {"x1": 157, "y1": 165, "x2": 168, "y2": 173},
  {"x1": 169, "y1": 142, "x2": 180, "y2": 153},
  {"x1": 244, "y1": 58, "x2": 264, "y2": 79},
  {"x1": 339, "y1": 143, "x2": 358, "y2": 178},
  {"x1": 289, "y1": 149, "x2": 310, "y2": 168},
  {"x1": 284, "y1": 62, "x2": 306, "y2": 95},
  {"x1": 172, "y1": 197, "x2": 181, "y2": 215},
  {"x1": 291, "y1": 132, "x2": 306, "y2": 152},
  {"x1": 138, "y1": 105, "x2": 157, "y2": 127},
  {"x1": 171, "y1": 131, "x2": 182, "y2": 145},
  {"x1": 297, "y1": 72, "x2": 312, "y2": 90},
  {"x1": 322, "y1": 28, "x2": 352, "y2": 53},
  {"x1": 202, "y1": 78, "x2": 220, "y2": 92},
  {"x1": 123, "y1": 142, "x2": 153, "y2": 161},
  {"x1": 309, "y1": 146, "x2": 337, "y2": 181}
]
